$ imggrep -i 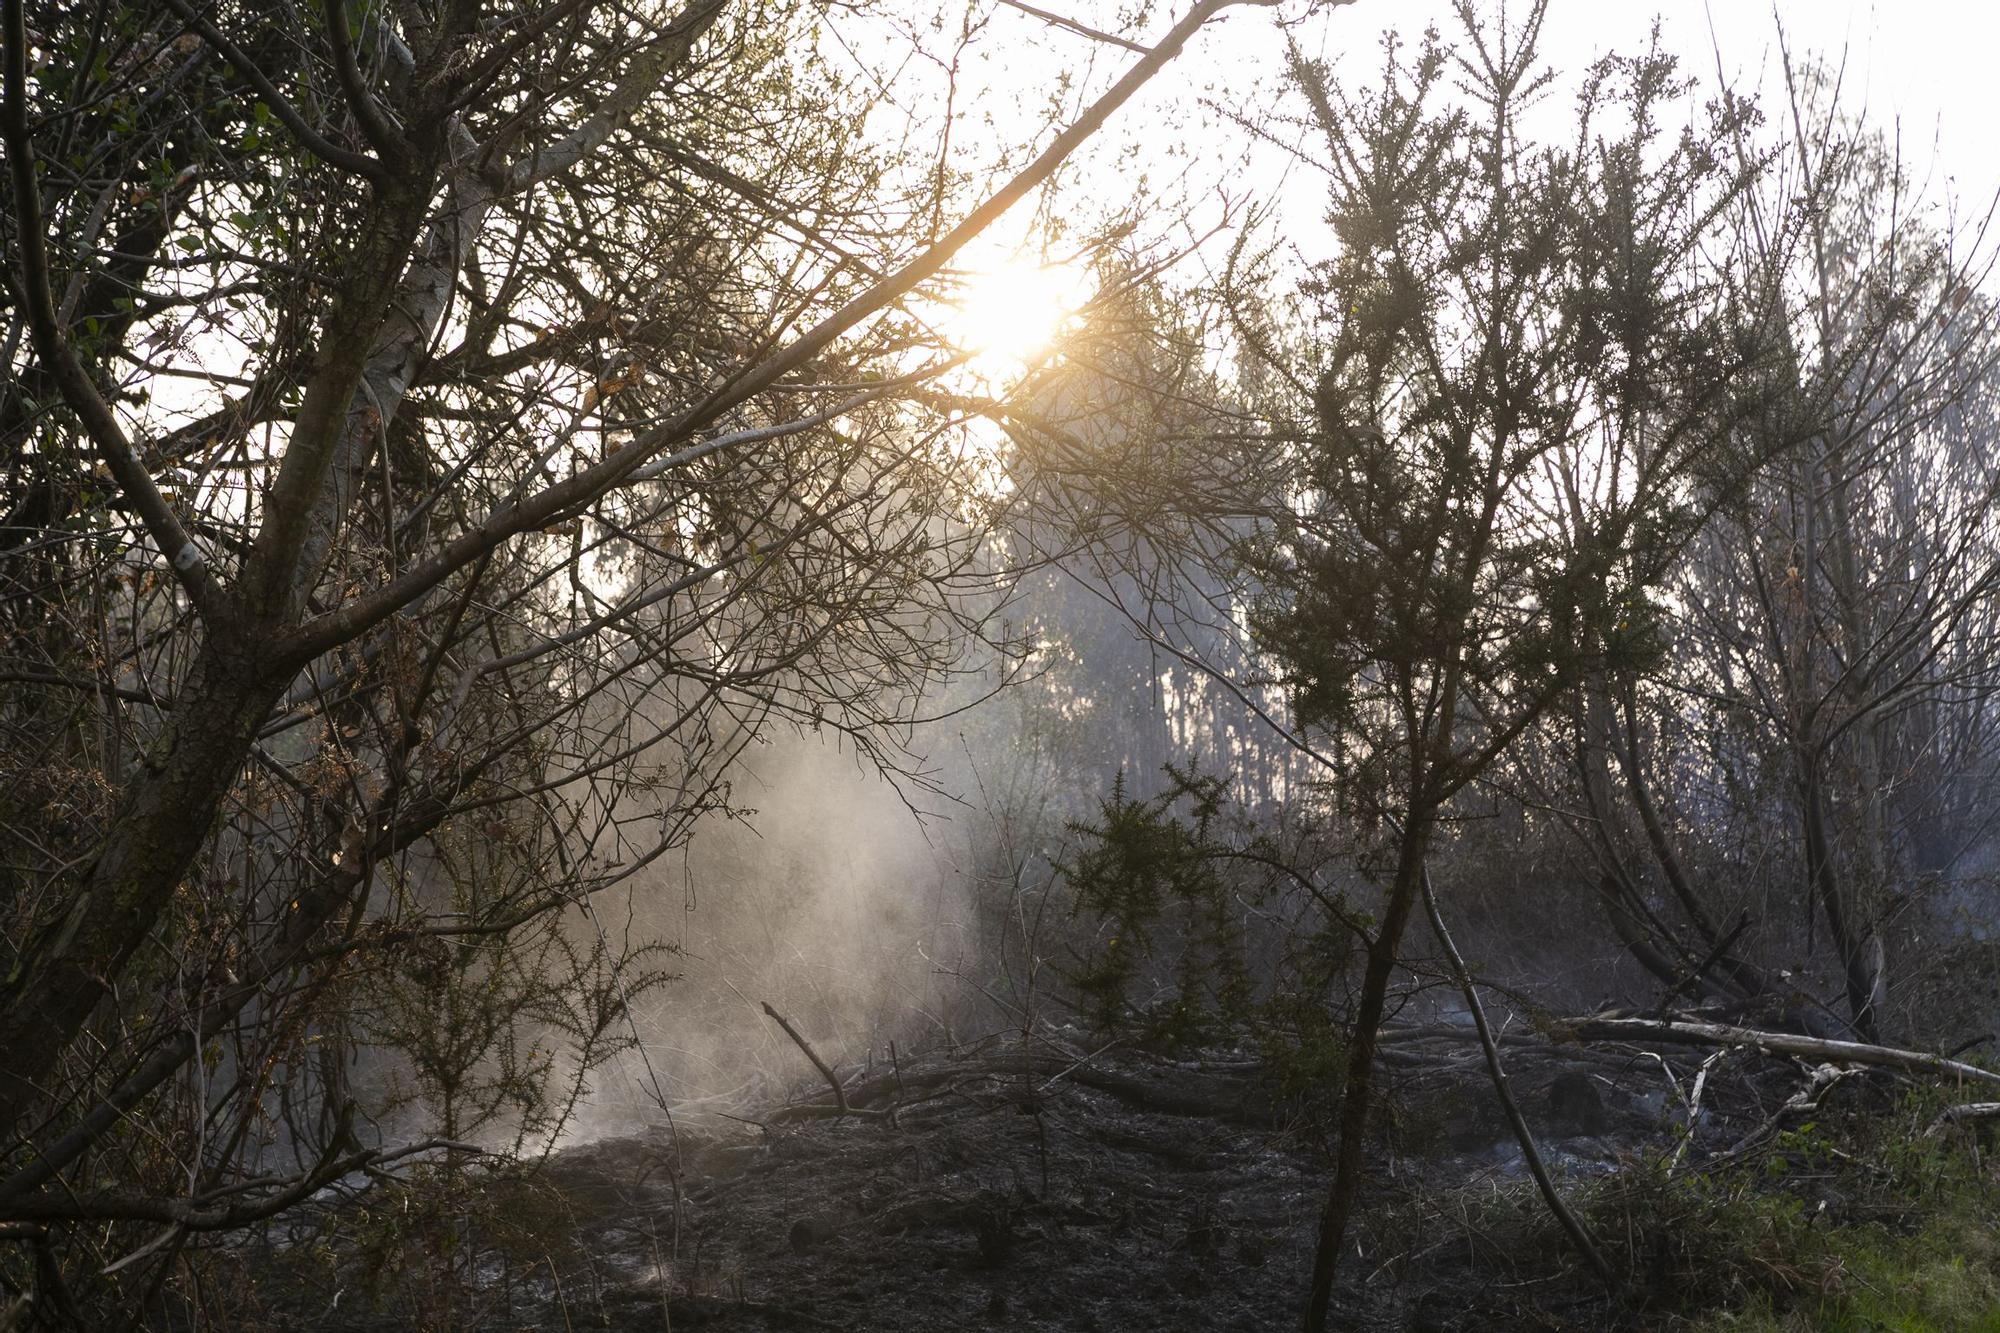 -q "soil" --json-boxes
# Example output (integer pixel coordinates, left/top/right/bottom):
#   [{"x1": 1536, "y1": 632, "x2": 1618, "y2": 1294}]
[{"x1": 267, "y1": 1025, "x2": 1728, "y2": 1331}]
